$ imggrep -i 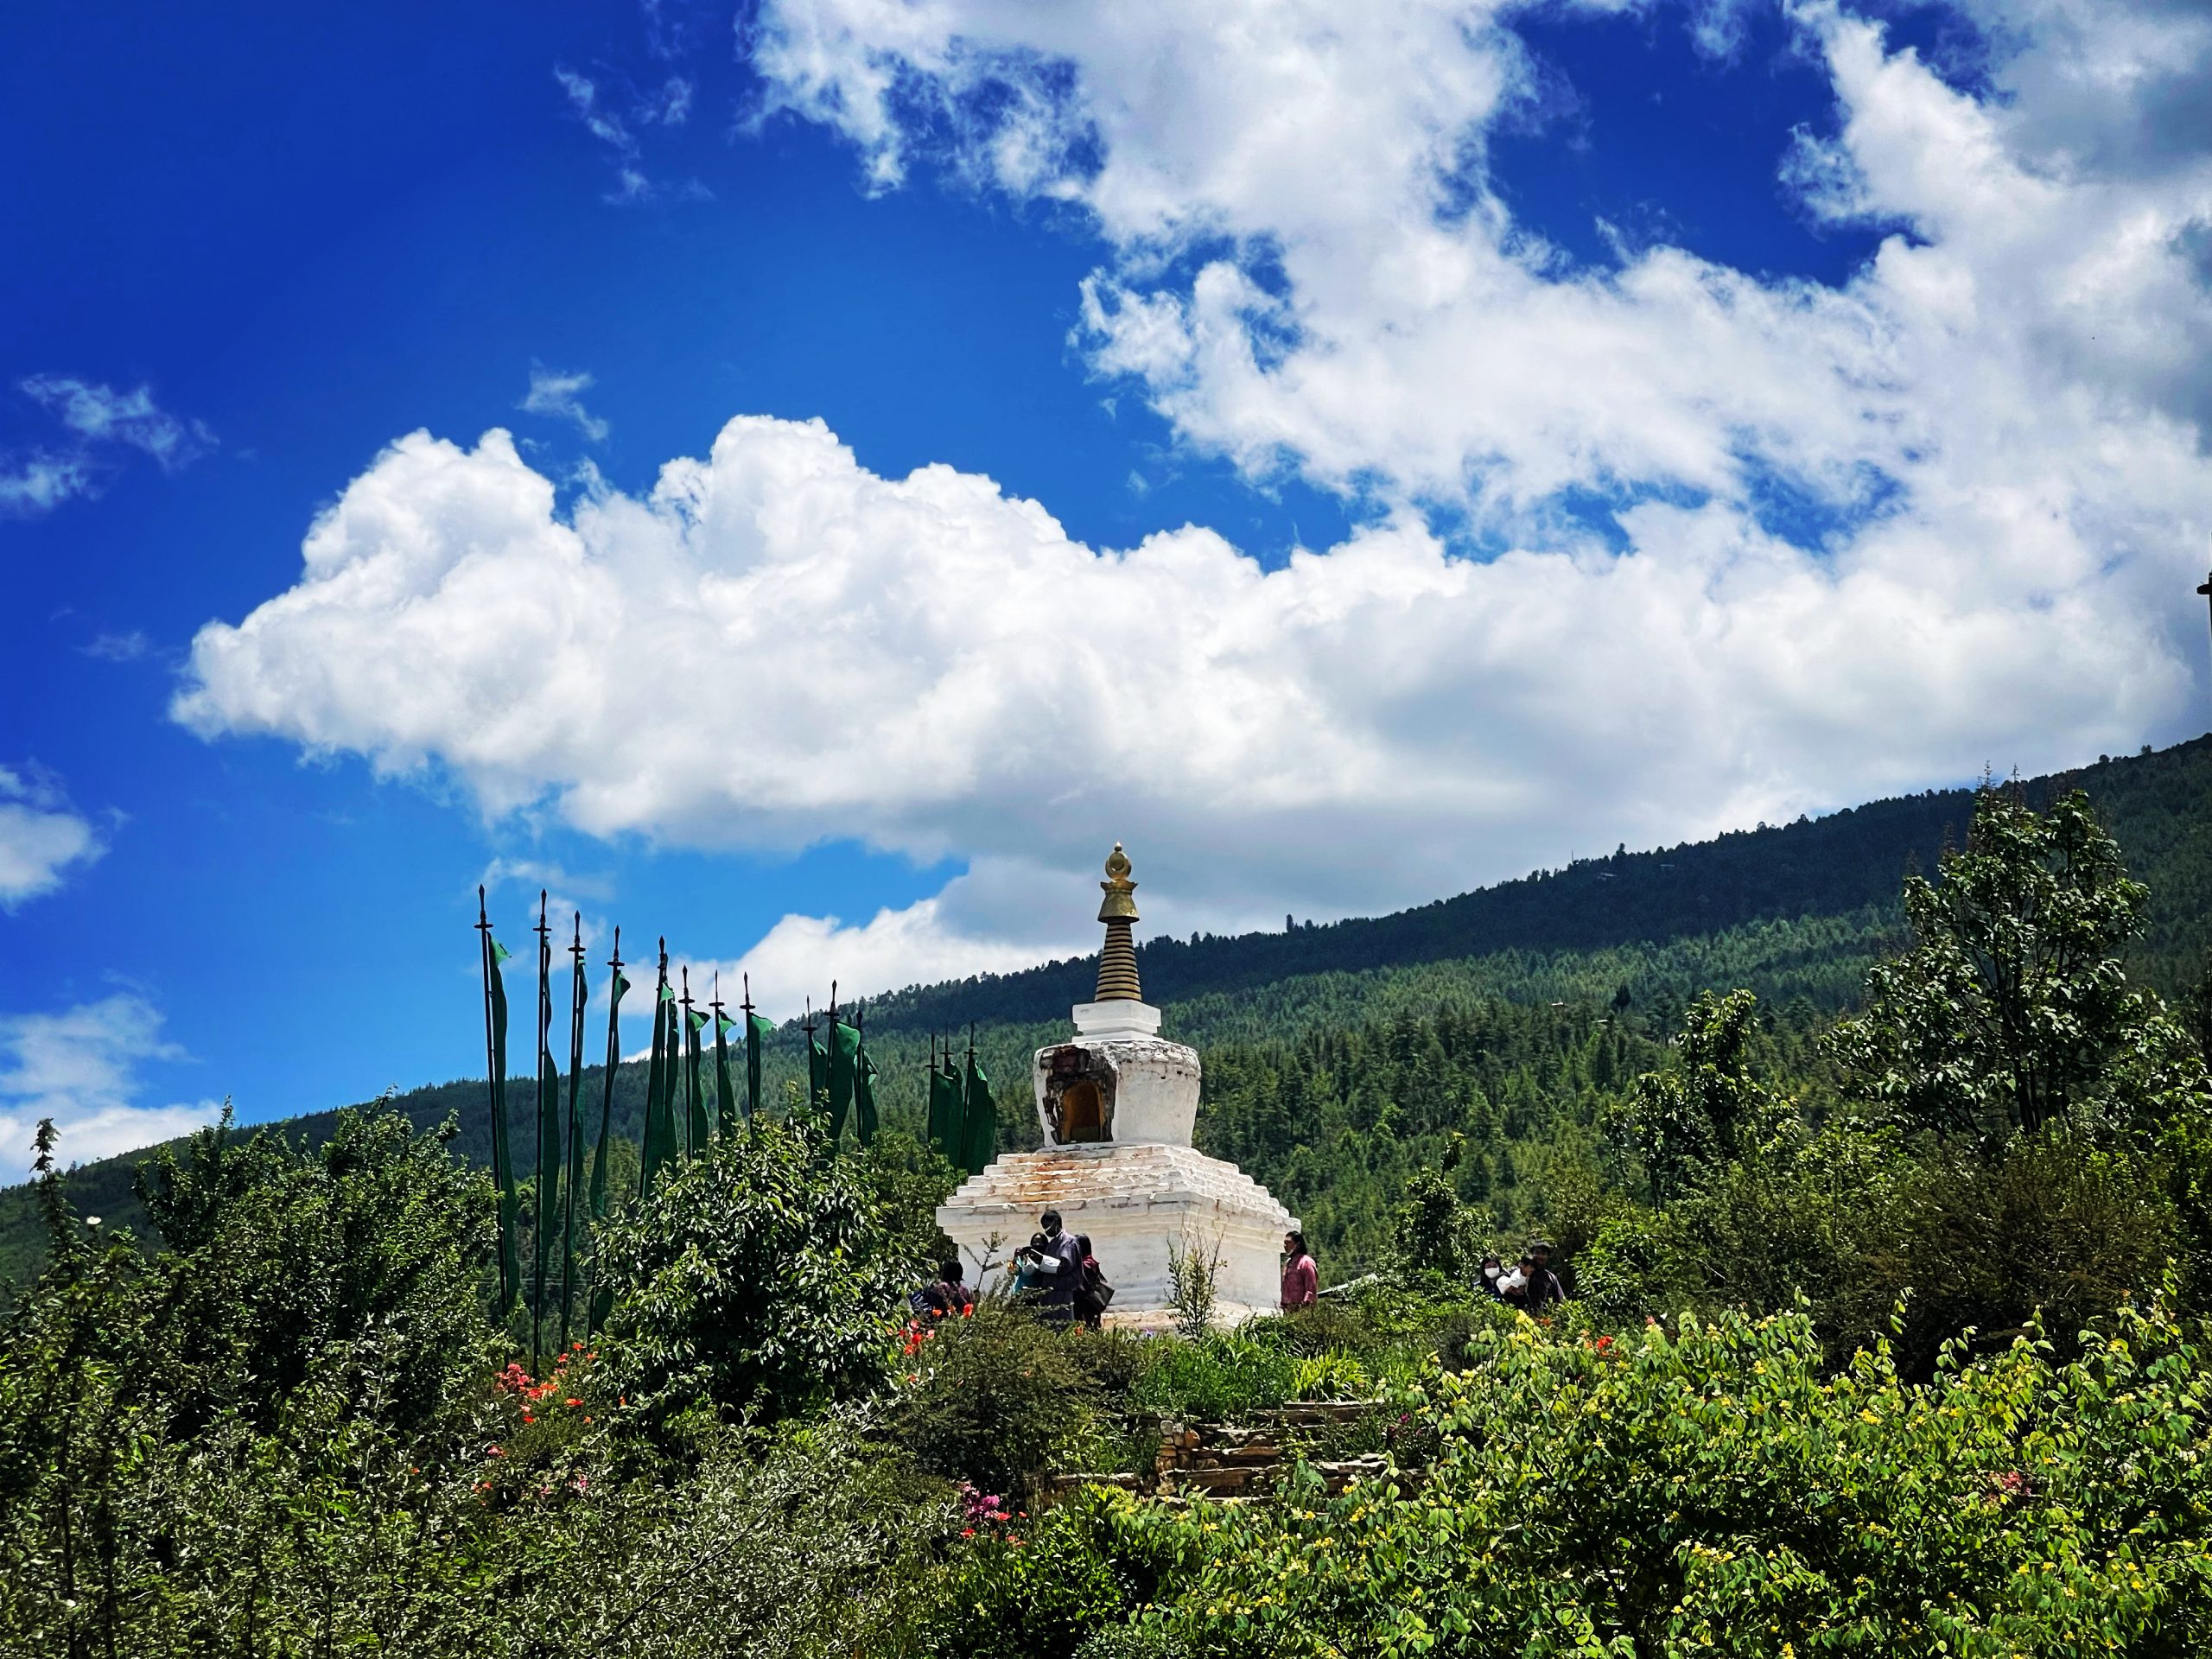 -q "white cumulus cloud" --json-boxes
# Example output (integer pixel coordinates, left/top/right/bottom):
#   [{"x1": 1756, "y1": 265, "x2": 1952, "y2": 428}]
[
  {"x1": 0, "y1": 765, "x2": 106, "y2": 909},
  {"x1": 1, "y1": 995, "x2": 213, "y2": 1175},
  {"x1": 173, "y1": 0, "x2": 2212, "y2": 998},
  {"x1": 747, "y1": 0, "x2": 2212, "y2": 608},
  {"x1": 174, "y1": 412, "x2": 2182, "y2": 996}
]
